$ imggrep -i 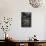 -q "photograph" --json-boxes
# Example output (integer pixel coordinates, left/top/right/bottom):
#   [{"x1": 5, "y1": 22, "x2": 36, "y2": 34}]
[{"x1": 21, "y1": 12, "x2": 31, "y2": 27}]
